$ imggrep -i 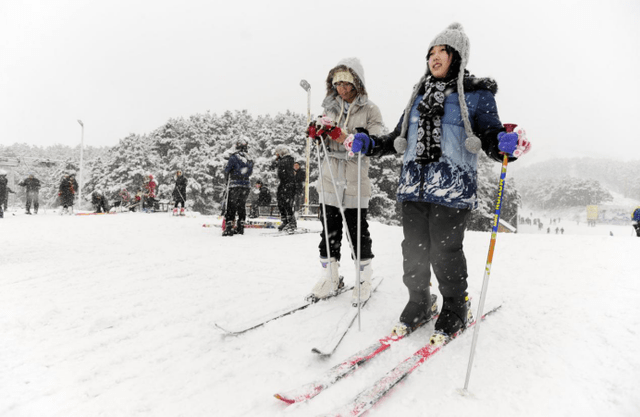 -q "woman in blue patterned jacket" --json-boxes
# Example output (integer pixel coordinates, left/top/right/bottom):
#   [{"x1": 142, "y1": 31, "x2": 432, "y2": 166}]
[{"x1": 351, "y1": 23, "x2": 529, "y2": 339}]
